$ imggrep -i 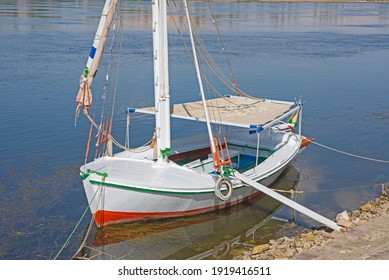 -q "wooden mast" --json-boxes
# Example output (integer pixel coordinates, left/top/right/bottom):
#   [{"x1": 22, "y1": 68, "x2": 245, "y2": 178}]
[{"x1": 152, "y1": 0, "x2": 171, "y2": 162}]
